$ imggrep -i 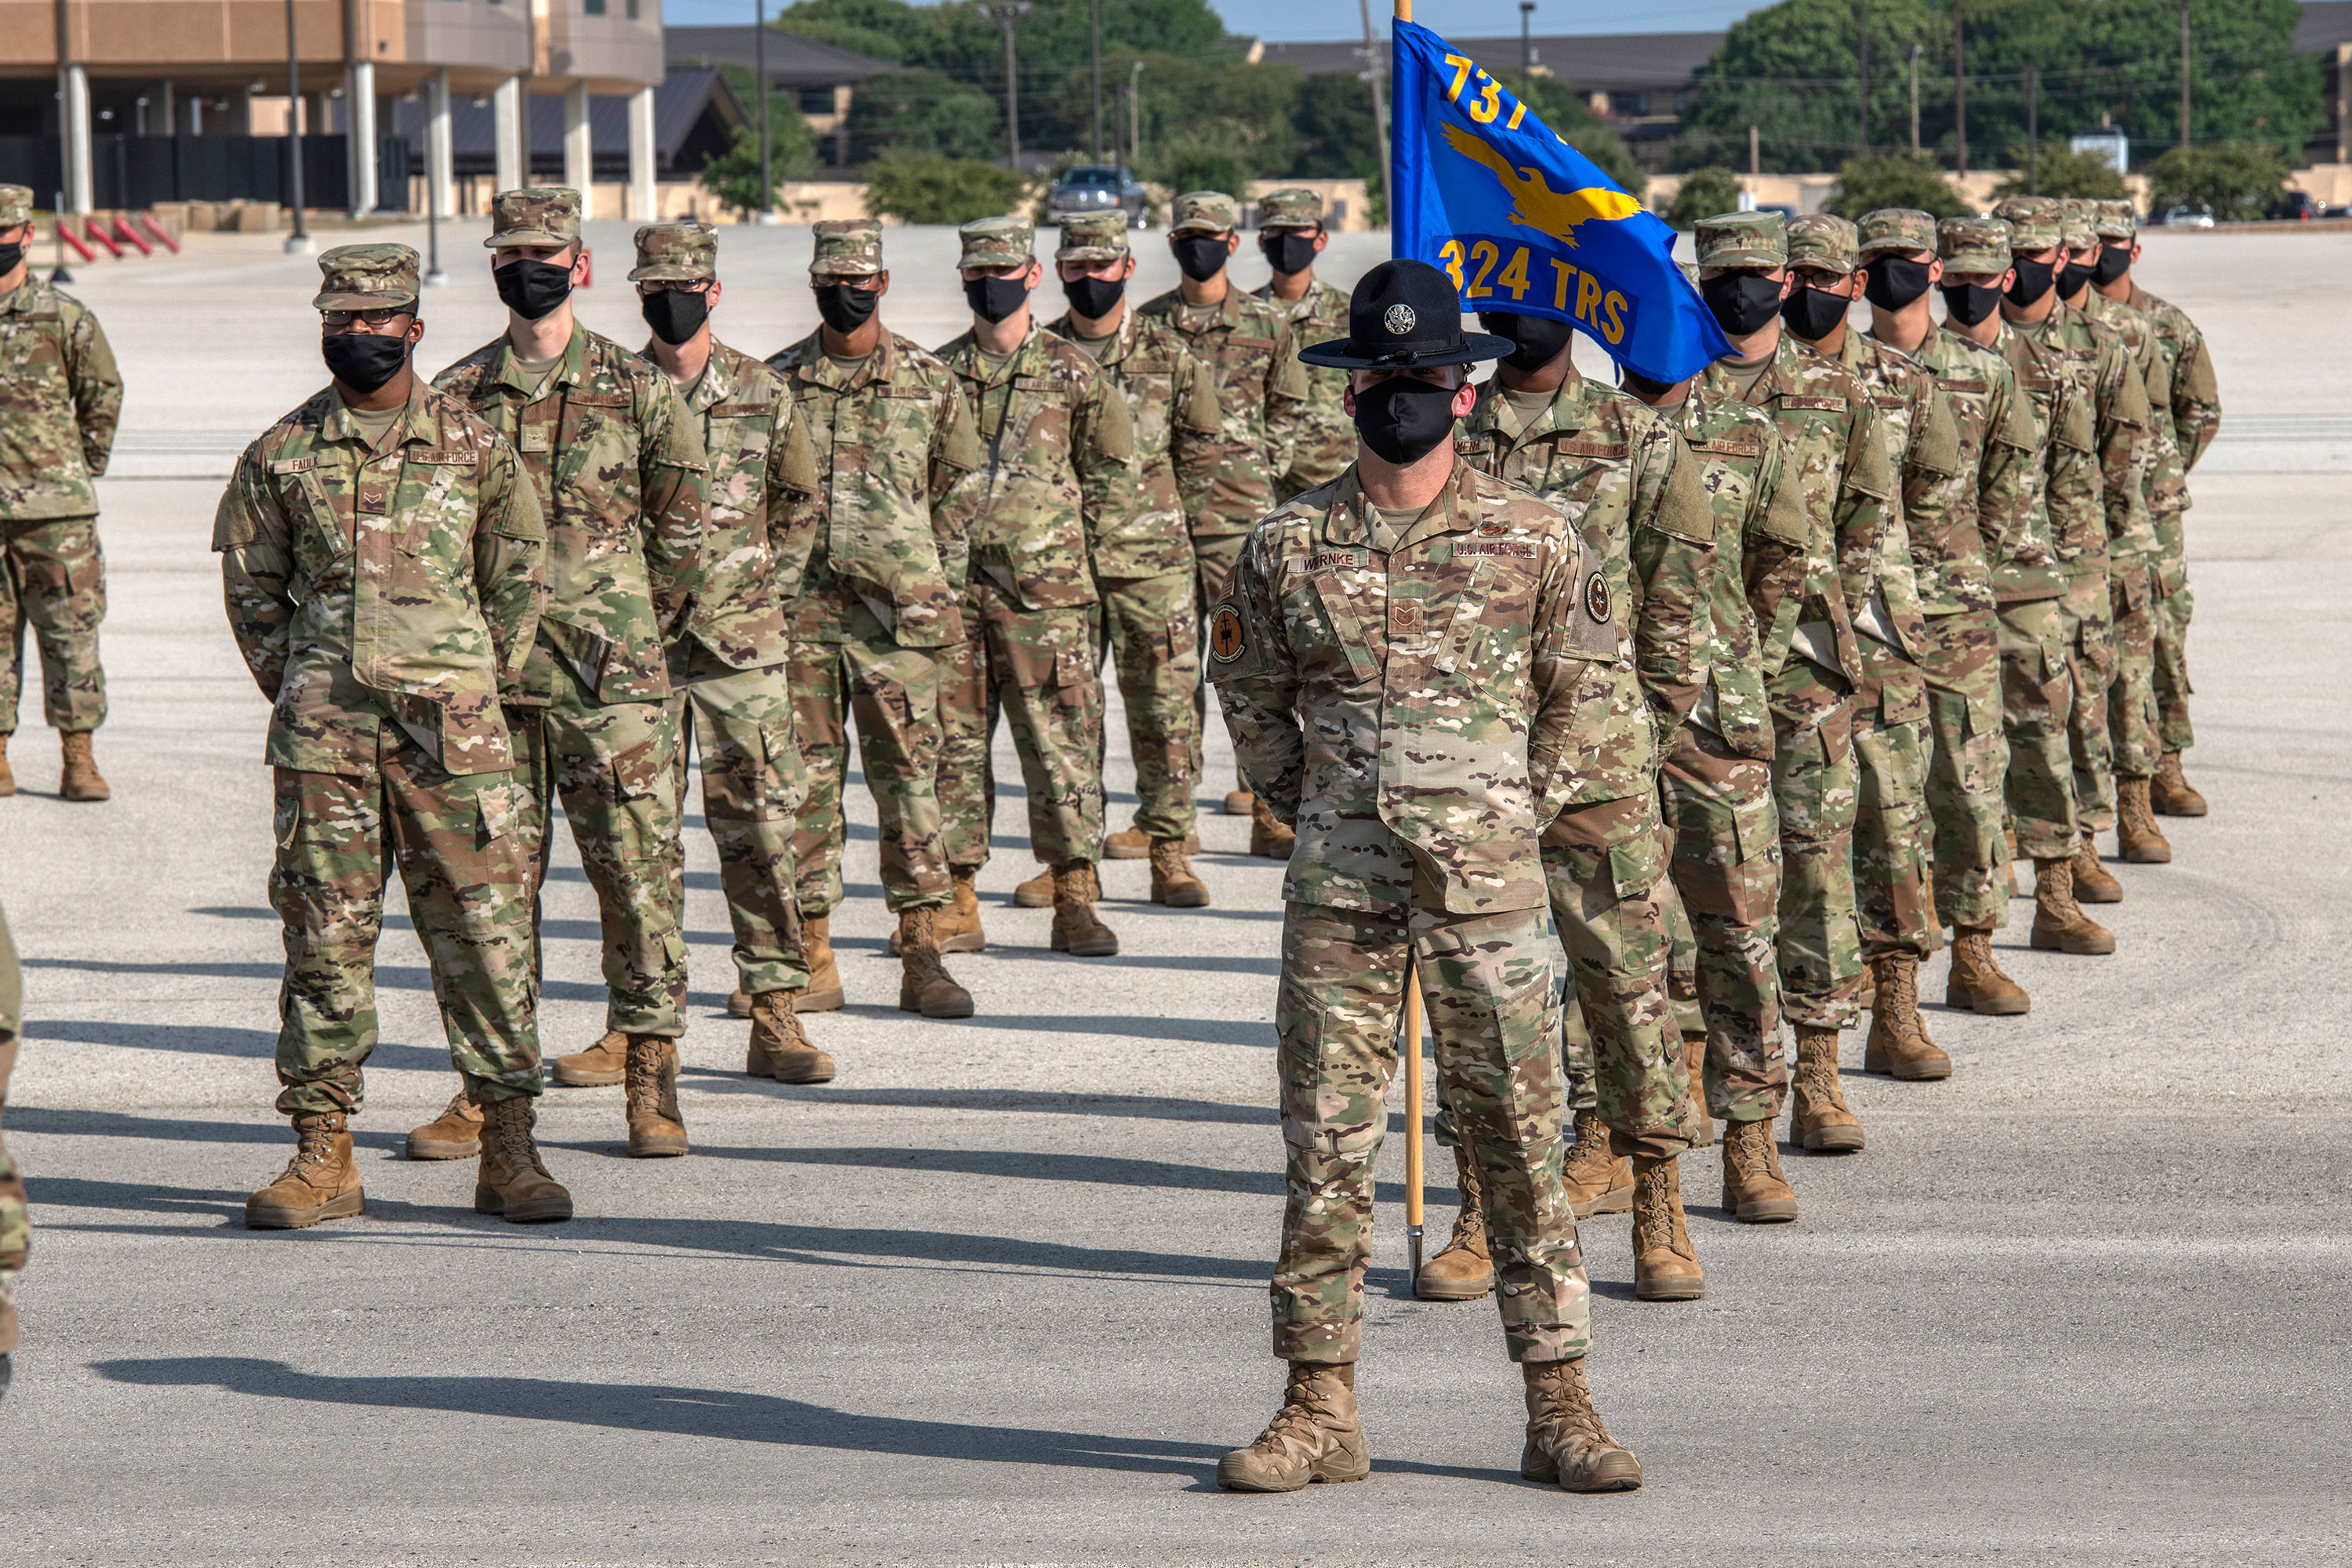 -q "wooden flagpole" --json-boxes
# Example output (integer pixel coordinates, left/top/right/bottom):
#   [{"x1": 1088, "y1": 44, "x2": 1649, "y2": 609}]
[{"x1": 1393, "y1": 0, "x2": 1426, "y2": 1295}]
